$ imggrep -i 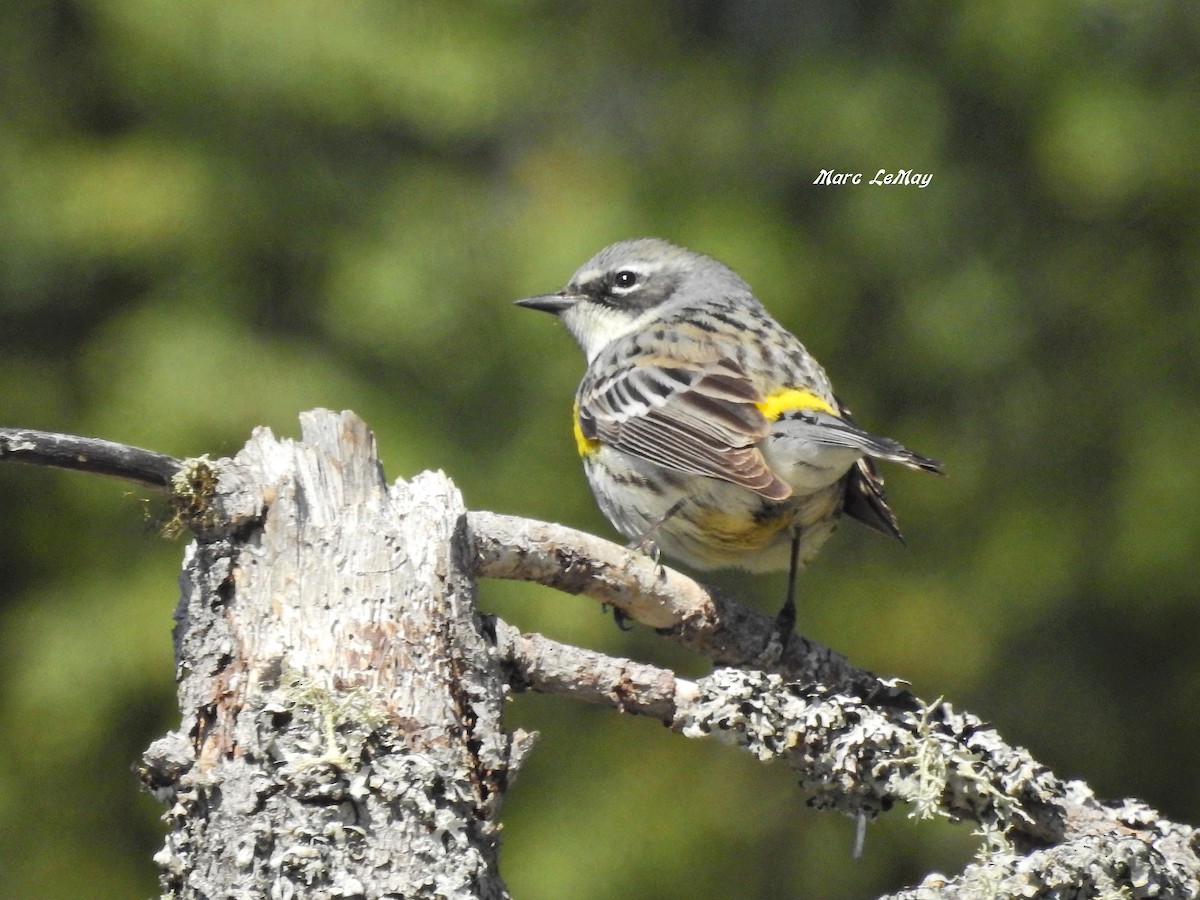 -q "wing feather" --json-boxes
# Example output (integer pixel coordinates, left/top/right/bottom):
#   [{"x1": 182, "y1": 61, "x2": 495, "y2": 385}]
[{"x1": 579, "y1": 356, "x2": 791, "y2": 501}]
